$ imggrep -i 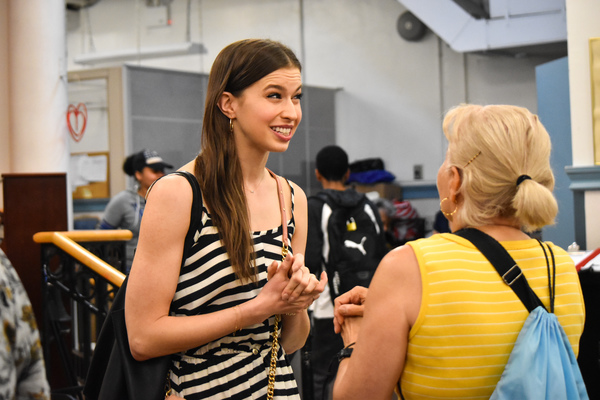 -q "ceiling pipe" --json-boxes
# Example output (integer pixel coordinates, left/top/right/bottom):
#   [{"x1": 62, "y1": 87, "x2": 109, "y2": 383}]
[
  {"x1": 397, "y1": 0, "x2": 567, "y2": 53},
  {"x1": 65, "y1": 0, "x2": 102, "y2": 11}
]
